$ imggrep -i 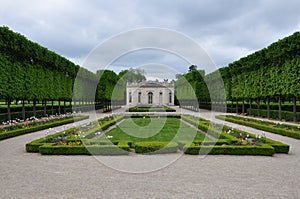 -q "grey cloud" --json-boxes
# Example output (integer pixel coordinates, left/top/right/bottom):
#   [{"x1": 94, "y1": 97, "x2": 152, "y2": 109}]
[{"x1": 1, "y1": 0, "x2": 299, "y2": 77}]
